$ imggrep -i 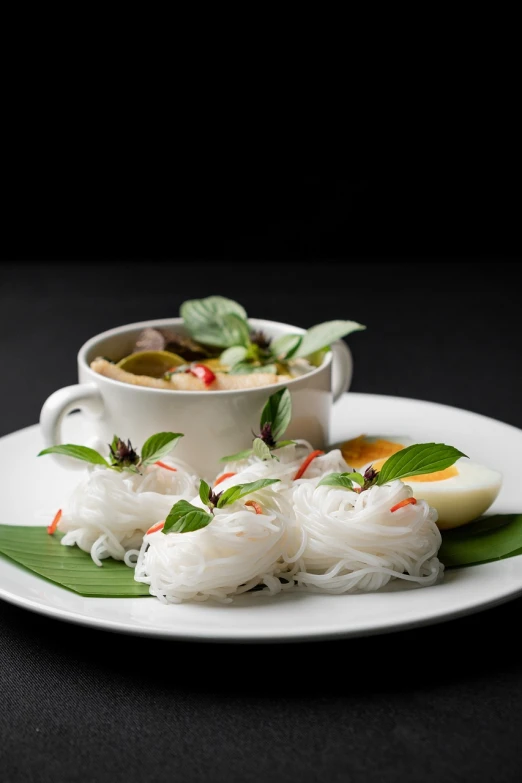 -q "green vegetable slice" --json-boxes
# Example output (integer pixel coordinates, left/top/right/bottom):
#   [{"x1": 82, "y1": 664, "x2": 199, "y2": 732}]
[
  {"x1": 117, "y1": 350, "x2": 186, "y2": 377},
  {"x1": 0, "y1": 526, "x2": 150, "y2": 597}
]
